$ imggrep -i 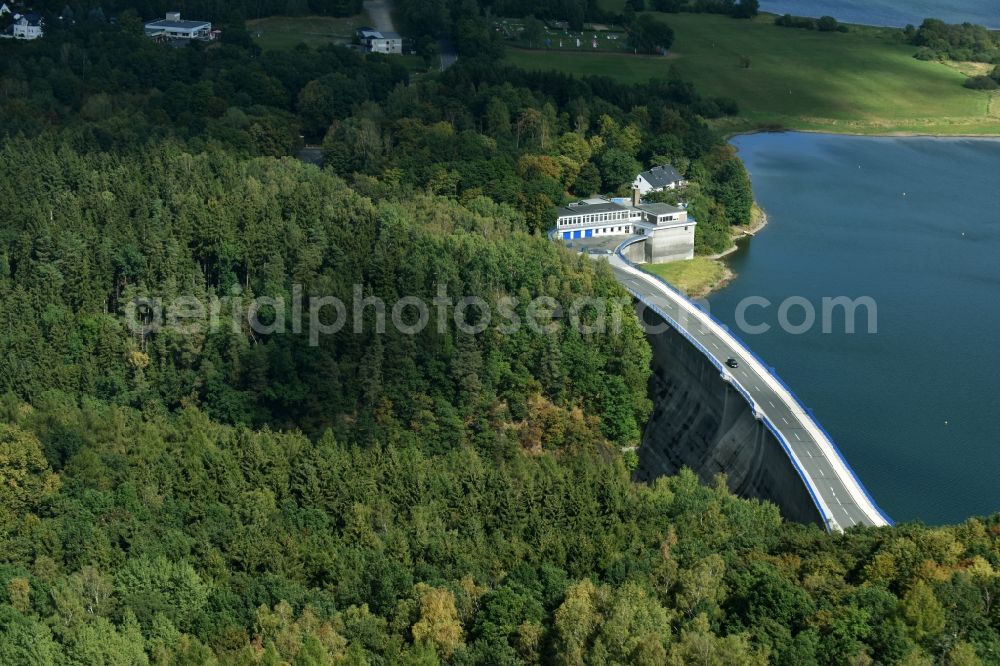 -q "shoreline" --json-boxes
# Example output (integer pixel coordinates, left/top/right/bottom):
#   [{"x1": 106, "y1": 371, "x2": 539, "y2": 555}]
[
  {"x1": 705, "y1": 205, "x2": 769, "y2": 261},
  {"x1": 723, "y1": 125, "x2": 1000, "y2": 141},
  {"x1": 700, "y1": 264, "x2": 735, "y2": 299},
  {"x1": 690, "y1": 204, "x2": 768, "y2": 298}
]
